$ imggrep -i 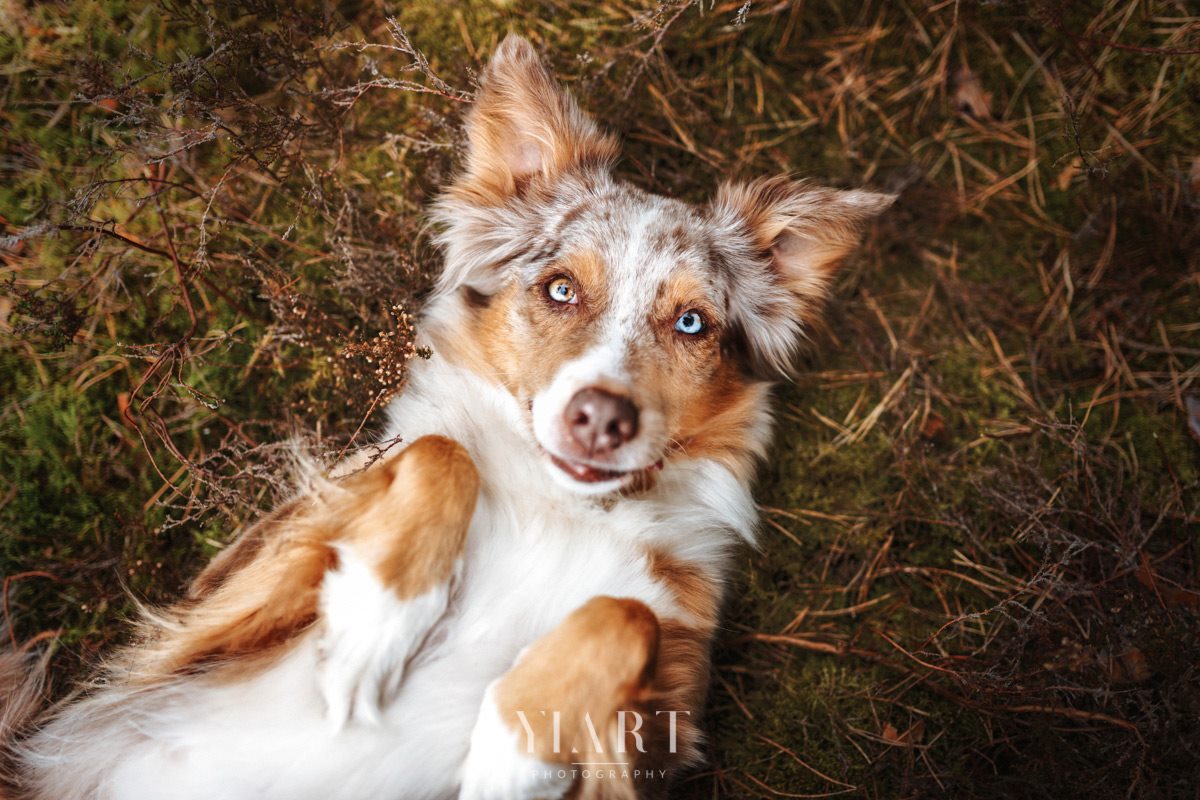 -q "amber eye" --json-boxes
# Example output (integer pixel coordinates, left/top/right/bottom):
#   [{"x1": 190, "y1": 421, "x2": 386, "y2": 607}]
[{"x1": 546, "y1": 276, "x2": 578, "y2": 305}]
